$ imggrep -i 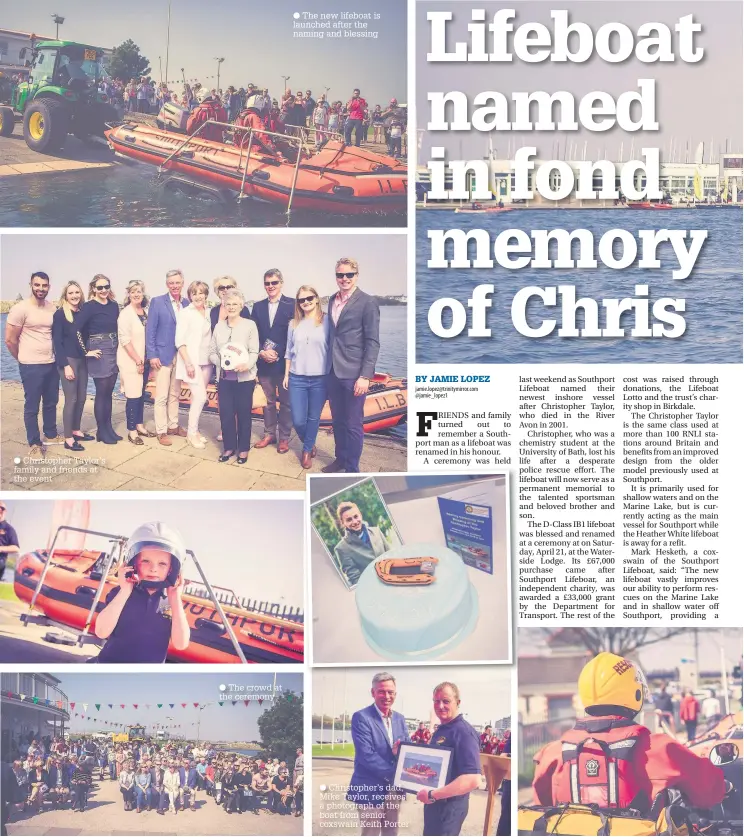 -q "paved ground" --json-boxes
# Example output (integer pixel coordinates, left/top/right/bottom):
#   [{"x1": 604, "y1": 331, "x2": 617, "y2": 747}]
[
  {"x1": 312, "y1": 758, "x2": 499, "y2": 836},
  {"x1": 0, "y1": 382, "x2": 406, "y2": 491},
  {"x1": 0, "y1": 127, "x2": 114, "y2": 176},
  {"x1": 6, "y1": 772, "x2": 303, "y2": 835},
  {"x1": 0, "y1": 594, "x2": 98, "y2": 662}
]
